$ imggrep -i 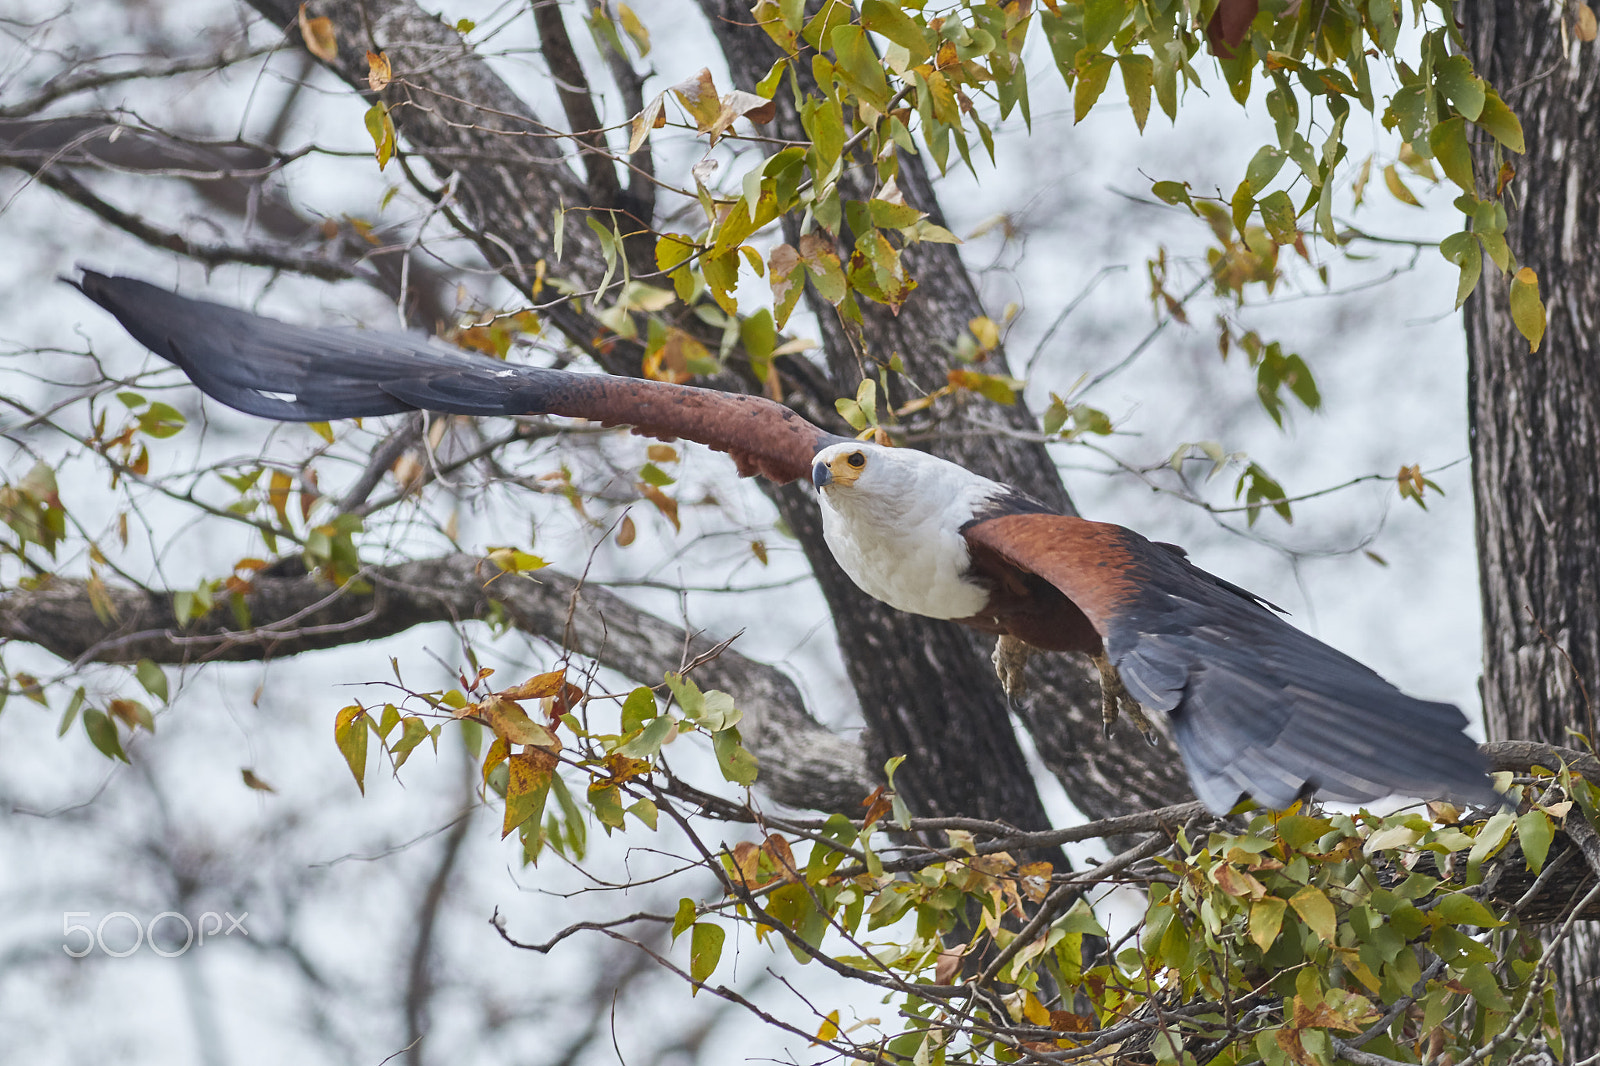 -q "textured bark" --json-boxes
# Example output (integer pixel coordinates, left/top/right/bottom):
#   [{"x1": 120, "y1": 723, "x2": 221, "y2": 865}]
[
  {"x1": 0, "y1": 557, "x2": 873, "y2": 814},
  {"x1": 1462, "y1": 3, "x2": 1600, "y2": 1054}
]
